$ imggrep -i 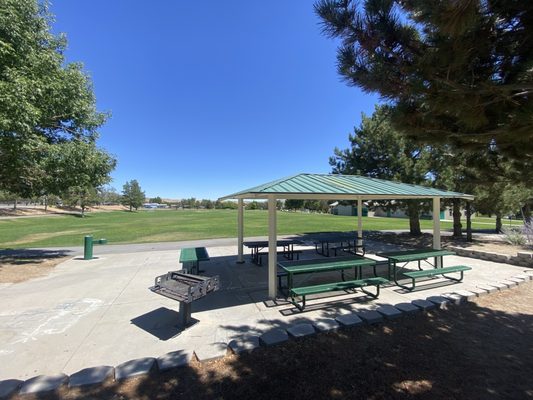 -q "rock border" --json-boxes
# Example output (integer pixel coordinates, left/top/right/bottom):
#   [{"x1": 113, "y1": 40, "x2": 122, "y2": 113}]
[
  {"x1": 449, "y1": 246, "x2": 533, "y2": 268},
  {"x1": 1, "y1": 272, "x2": 532, "y2": 399}
]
